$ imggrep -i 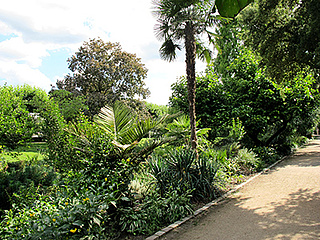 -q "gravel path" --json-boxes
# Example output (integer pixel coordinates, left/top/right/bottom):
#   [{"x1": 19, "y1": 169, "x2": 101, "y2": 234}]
[{"x1": 160, "y1": 139, "x2": 320, "y2": 240}]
